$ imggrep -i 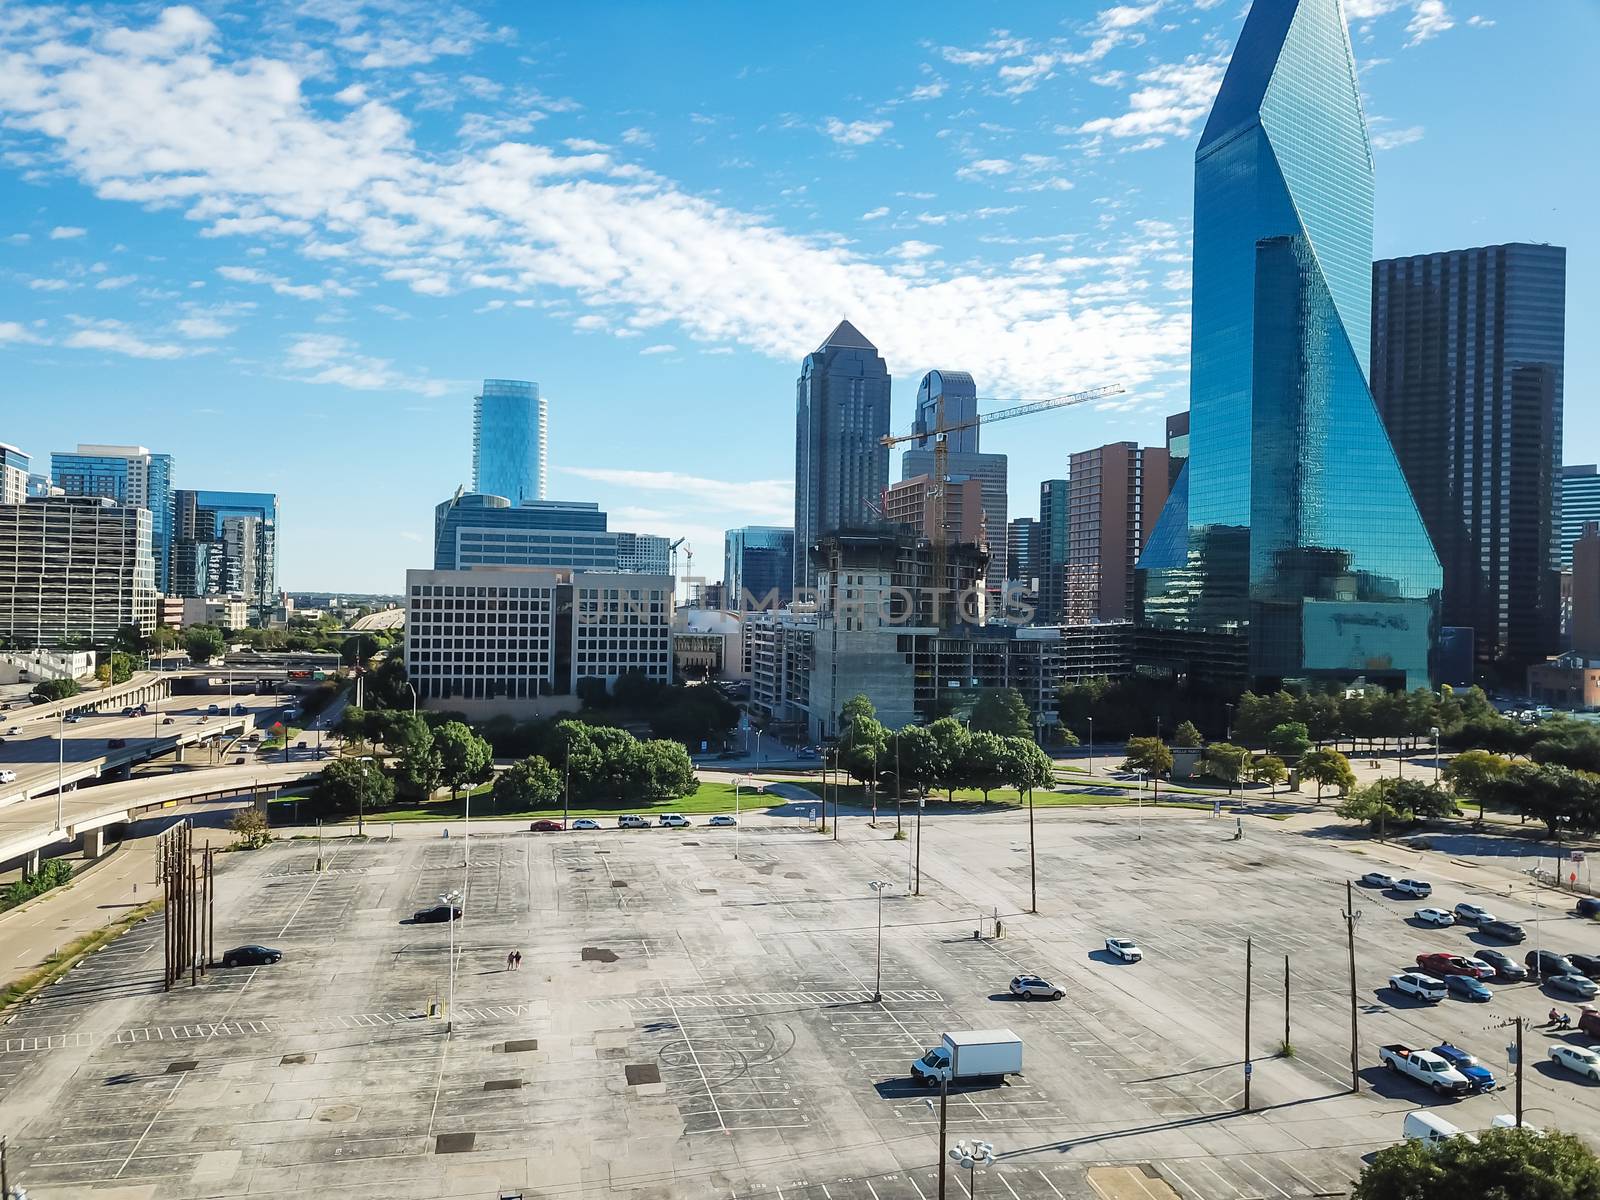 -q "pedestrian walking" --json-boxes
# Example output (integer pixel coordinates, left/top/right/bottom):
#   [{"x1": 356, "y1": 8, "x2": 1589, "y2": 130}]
[
  {"x1": 512, "y1": 950, "x2": 523, "y2": 970},
  {"x1": 506, "y1": 951, "x2": 515, "y2": 971},
  {"x1": 514, "y1": 950, "x2": 523, "y2": 970}
]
